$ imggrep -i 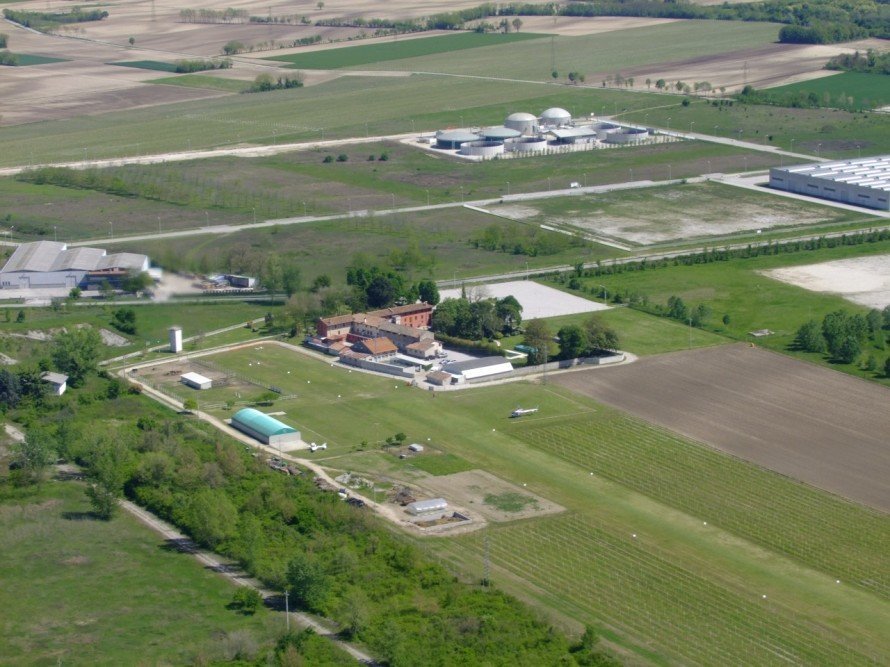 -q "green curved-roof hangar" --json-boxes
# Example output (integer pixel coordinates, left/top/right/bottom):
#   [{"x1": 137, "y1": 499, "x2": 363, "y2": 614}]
[{"x1": 232, "y1": 408, "x2": 297, "y2": 437}]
